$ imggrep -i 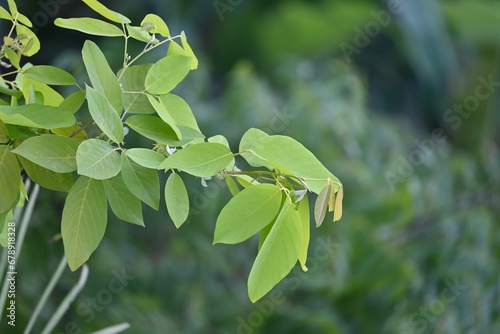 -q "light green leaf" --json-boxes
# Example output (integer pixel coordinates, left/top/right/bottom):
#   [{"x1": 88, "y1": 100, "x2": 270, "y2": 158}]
[
  {"x1": 314, "y1": 184, "x2": 330, "y2": 227},
  {"x1": 58, "y1": 90, "x2": 86, "y2": 115},
  {"x1": 82, "y1": 41, "x2": 122, "y2": 114},
  {"x1": 213, "y1": 184, "x2": 282, "y2": 244},
  {"x1": 0, "y1": 104, "x2": 74, "y2": 129},
  {"x1": 52, "y1": 124, "x2": 87, "y2": 142},
  {"x1": 16, "y1": 12, "x2": 32, "y2": 27},
  {"x1": 258, "y1": 220, "x2": 274, "y2": 252},
  {"x1": 146, "y1": 94, "x2": 182, "y2": 139},
  {"x1": 17, "y1": 70, "x2": 64, "y2": 106},
  {"x1": 62, "y1": 176, "x2": 107, "y2": 271},
  {"x1": 0, "y1": 6, "x2": 11, "y2": 20},
  {"x1": 82, "y1": 0, "x2": 131, "y2": 24},
  {"x1": 16, "y1": 25, "x2": 39, "y2": 56},
  {"x1": 11, "y1": 135, "x2": 79, "y2": 173},
  {"x1": 23, "y1": 66, "x2": 77, "y2": 86},
  {"x1": 121, "y1": 153, "x2": 160, "y2": 210},
  {"x1": 86, "y1": 85, "x2": 124, "y2": 143},
  {"x1": 297, "y1": 194, "x2": 310, "y2": 271},
  {"x1": 248, "y1": 202, "x2": 302, "y2": 302},
  {"x1": 55, "y1": 18, "x2": 124, "y2": 37},
  {"x1": 225, "y1": 175, "x2": 240, "y2": 196},
  {"x1": 17, "y1": 156, "x2": 73, "y2": 192},
  {"x1": 208, "y1": 135, "x2": 234, "y2": 169},
  {"x1": 141, "y1": 14, "x2": 169, "y2": 37},
  {"x1": 158, "y1": 94, "x2": 200, "y2": 131},
  {"x1": 167, "y1": 41, "x2": 186, "y2": 56},
  {"x1": 126, "y1": 25, "x2": 158, "y2": 44},
  {"x1": 239, "y1": 128, "x2": 271, "y2": 168},
  {"x1": 7, "y1": 0, "x2": 17, "y2": 16},
  {"x1": 249, "y1": 135, "x2": 341, "y2": 194},
  {"x1": 333, "y1": 186, "x2": 344, "y2": 222},
  {"x1": 119, "y1": 64, "x2": 155, "y2": 114},
  {"x1": 180, "y1": 31, "x2": 198, "y2": 70},
  {"x1": 165, "y1": 173, "x2": 189, "y2": 228},
  {"x1": 145, "y1": 55, "x2": 192, "y2": 95},
  {"x1": 103, "y1": 174, "x2": 144, "y2": 226},
  {"x1": 158, "y1": 142, "x2": 233, "y2": 177},
  {"x1": 125, "y1": 148, "x2": 165, "y2": 169},
  {"x1": 4, "y1": 47, "x2": 20, "y2": 69},
  {"x1": 76, "y1": 139, "x2": 121, "y2": 180},
  {"x1": 0, "y1": 146, "x2": 20, "y2": 212},
  {"x1": 125, "y1": 115, "x2": 179, "y2": 145}
]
